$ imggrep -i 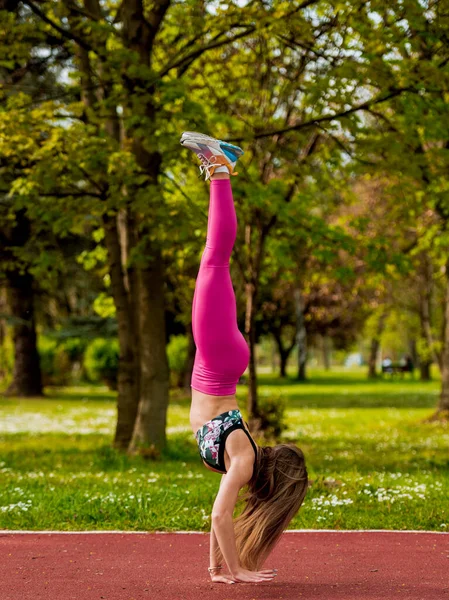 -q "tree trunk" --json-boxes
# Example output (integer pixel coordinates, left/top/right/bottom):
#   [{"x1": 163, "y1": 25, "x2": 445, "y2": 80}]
[
  {"x1": 129, "y1": 251, "x2": 169, "y2": 454},
  {"x1": 368, "y1": 337, "x2": 380, "y2": 378},
  {"x1": 271, "y1": 337, "x2": 277, "y2": 374},
  {"x1": 420, "y1": 361, "x2": 431, "y2": 381},
  {"x1": 322, "y1": 335, "x2": 331, "y2": 370},
  {"x1": 279, "y1": 350, "x2": 288, "y2": 378},
  {"x1": 104, "y1": 215, "x2": 140, "y2": 449},
  {"x1": 182, "y1": 322, "x2": 196, "y2": 392},
  {"x1": 3, "y1": 208, "x2": 42, "y2": 397},
  {"x1": 418, "y1": 254, "x2": 440, "y2": 374},
  {"x1": 368, "y1": 311, "x2": 387, "y2": 379},
  {"x1": 70, "y1": 2, "x2": 141, "y2": 449},
  {"x1": 272, "y1": 329, "x2": 295, "y2": 378},
  {"x1": 409, "y1": 339, "x2": 418, "y2": 371},
  {"x1": 4, "y1": 271, "x2": 42, "y2": 397},
  {"x1": 119, "y1": 0, "x2": 171, "y2": 454},
  {"x1": 0, "y1": 288, "x2": 7, "y2": 381},
  {"x1": 437, "y1": 260, "x2": 449, "y2": 413},
  {"x1": 245, "y1": 281, "x2": 261, "y2": 429},
  {"x1": 294, "y1": 288, "x2": 307, "y2": 381}
]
